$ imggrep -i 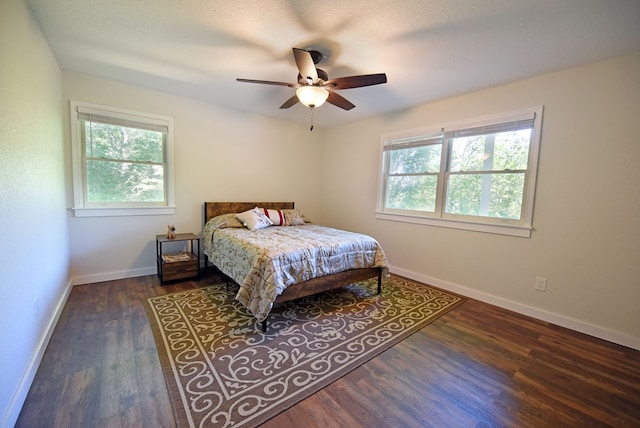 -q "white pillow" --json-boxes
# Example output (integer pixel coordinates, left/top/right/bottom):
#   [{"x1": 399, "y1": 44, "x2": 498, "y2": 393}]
[{"x1": 236, "y1": 207, "x2": 273, "y2": 230}]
